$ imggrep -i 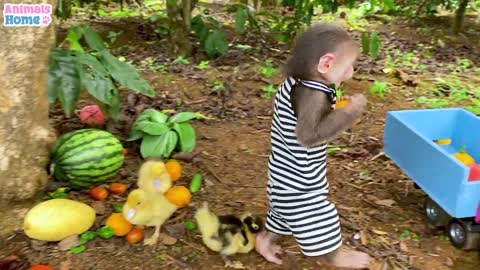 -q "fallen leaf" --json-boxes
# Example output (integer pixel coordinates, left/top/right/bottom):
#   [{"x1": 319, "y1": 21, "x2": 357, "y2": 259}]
[
  {"x1": 446, "y1": 257, "x2": 454, "y2": 267},
  {"x1": 360, "y1": 231, "x2": 368, "y2": 245},
  {"x1": 375, "y1": 199, "x2": 396, "y2": 207},
  {"x1": 160, "y1": 233, "x2": 177, "y2": 245},
  {"x1": 58, "y1": 235, "x2": 81, "y2": 251},
  {"x1": 164, "y1": 223, "x2": 186, "y2": 239},
  {"x1": 400, "y1": 242, "x2": 408, "y2": 252},
  {"x1": 91, "y1": 201, "x2": 105, "y2": 215},
  {"x1": 59, "y1": 256, "x2": 71, "y2": 270},
  {"x1": 372, "y1": 229, "x2": 388, "y2": 235},
  {"x1": 397, "y1": 70, "x2": 418, "y2": 86}
]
